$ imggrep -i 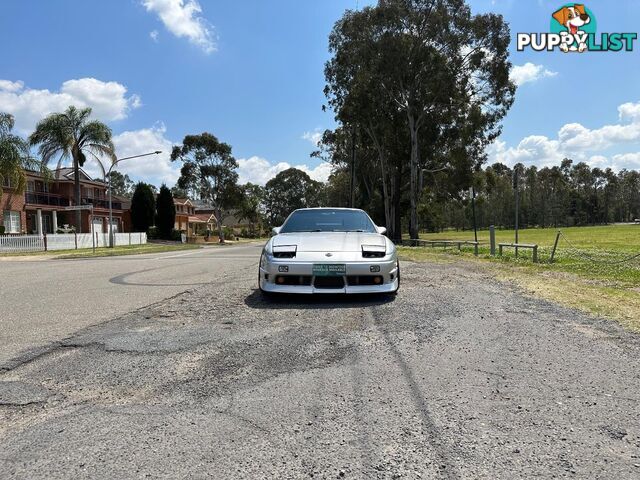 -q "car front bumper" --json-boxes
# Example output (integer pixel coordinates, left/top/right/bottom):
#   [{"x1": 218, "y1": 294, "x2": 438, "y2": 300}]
[{"x1": 259, "y1": 254, "x2": 399, "y2": 294}]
